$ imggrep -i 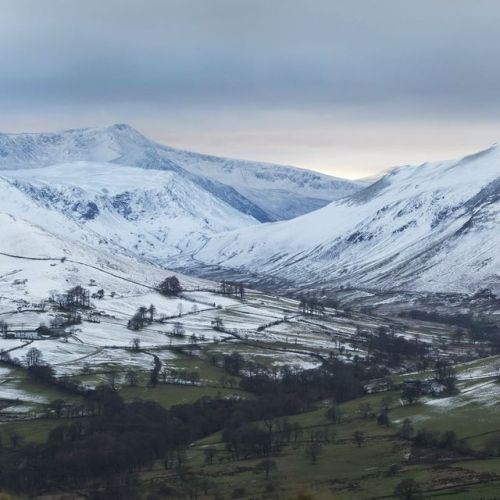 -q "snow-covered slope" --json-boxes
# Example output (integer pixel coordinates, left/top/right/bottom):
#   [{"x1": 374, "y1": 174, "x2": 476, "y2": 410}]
[
  {"x1": 0, "y1": 124, "x2": 362, "y2": 221},
  {"x1": 193, "y1": 146, "x2": 500, "y2": 293},
  {"x1": 0, "y1": 161, "x2": 256, "y2": 261},
  {"x1": 157, "y1": 148, "x2": 365, "y2": 220}
]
